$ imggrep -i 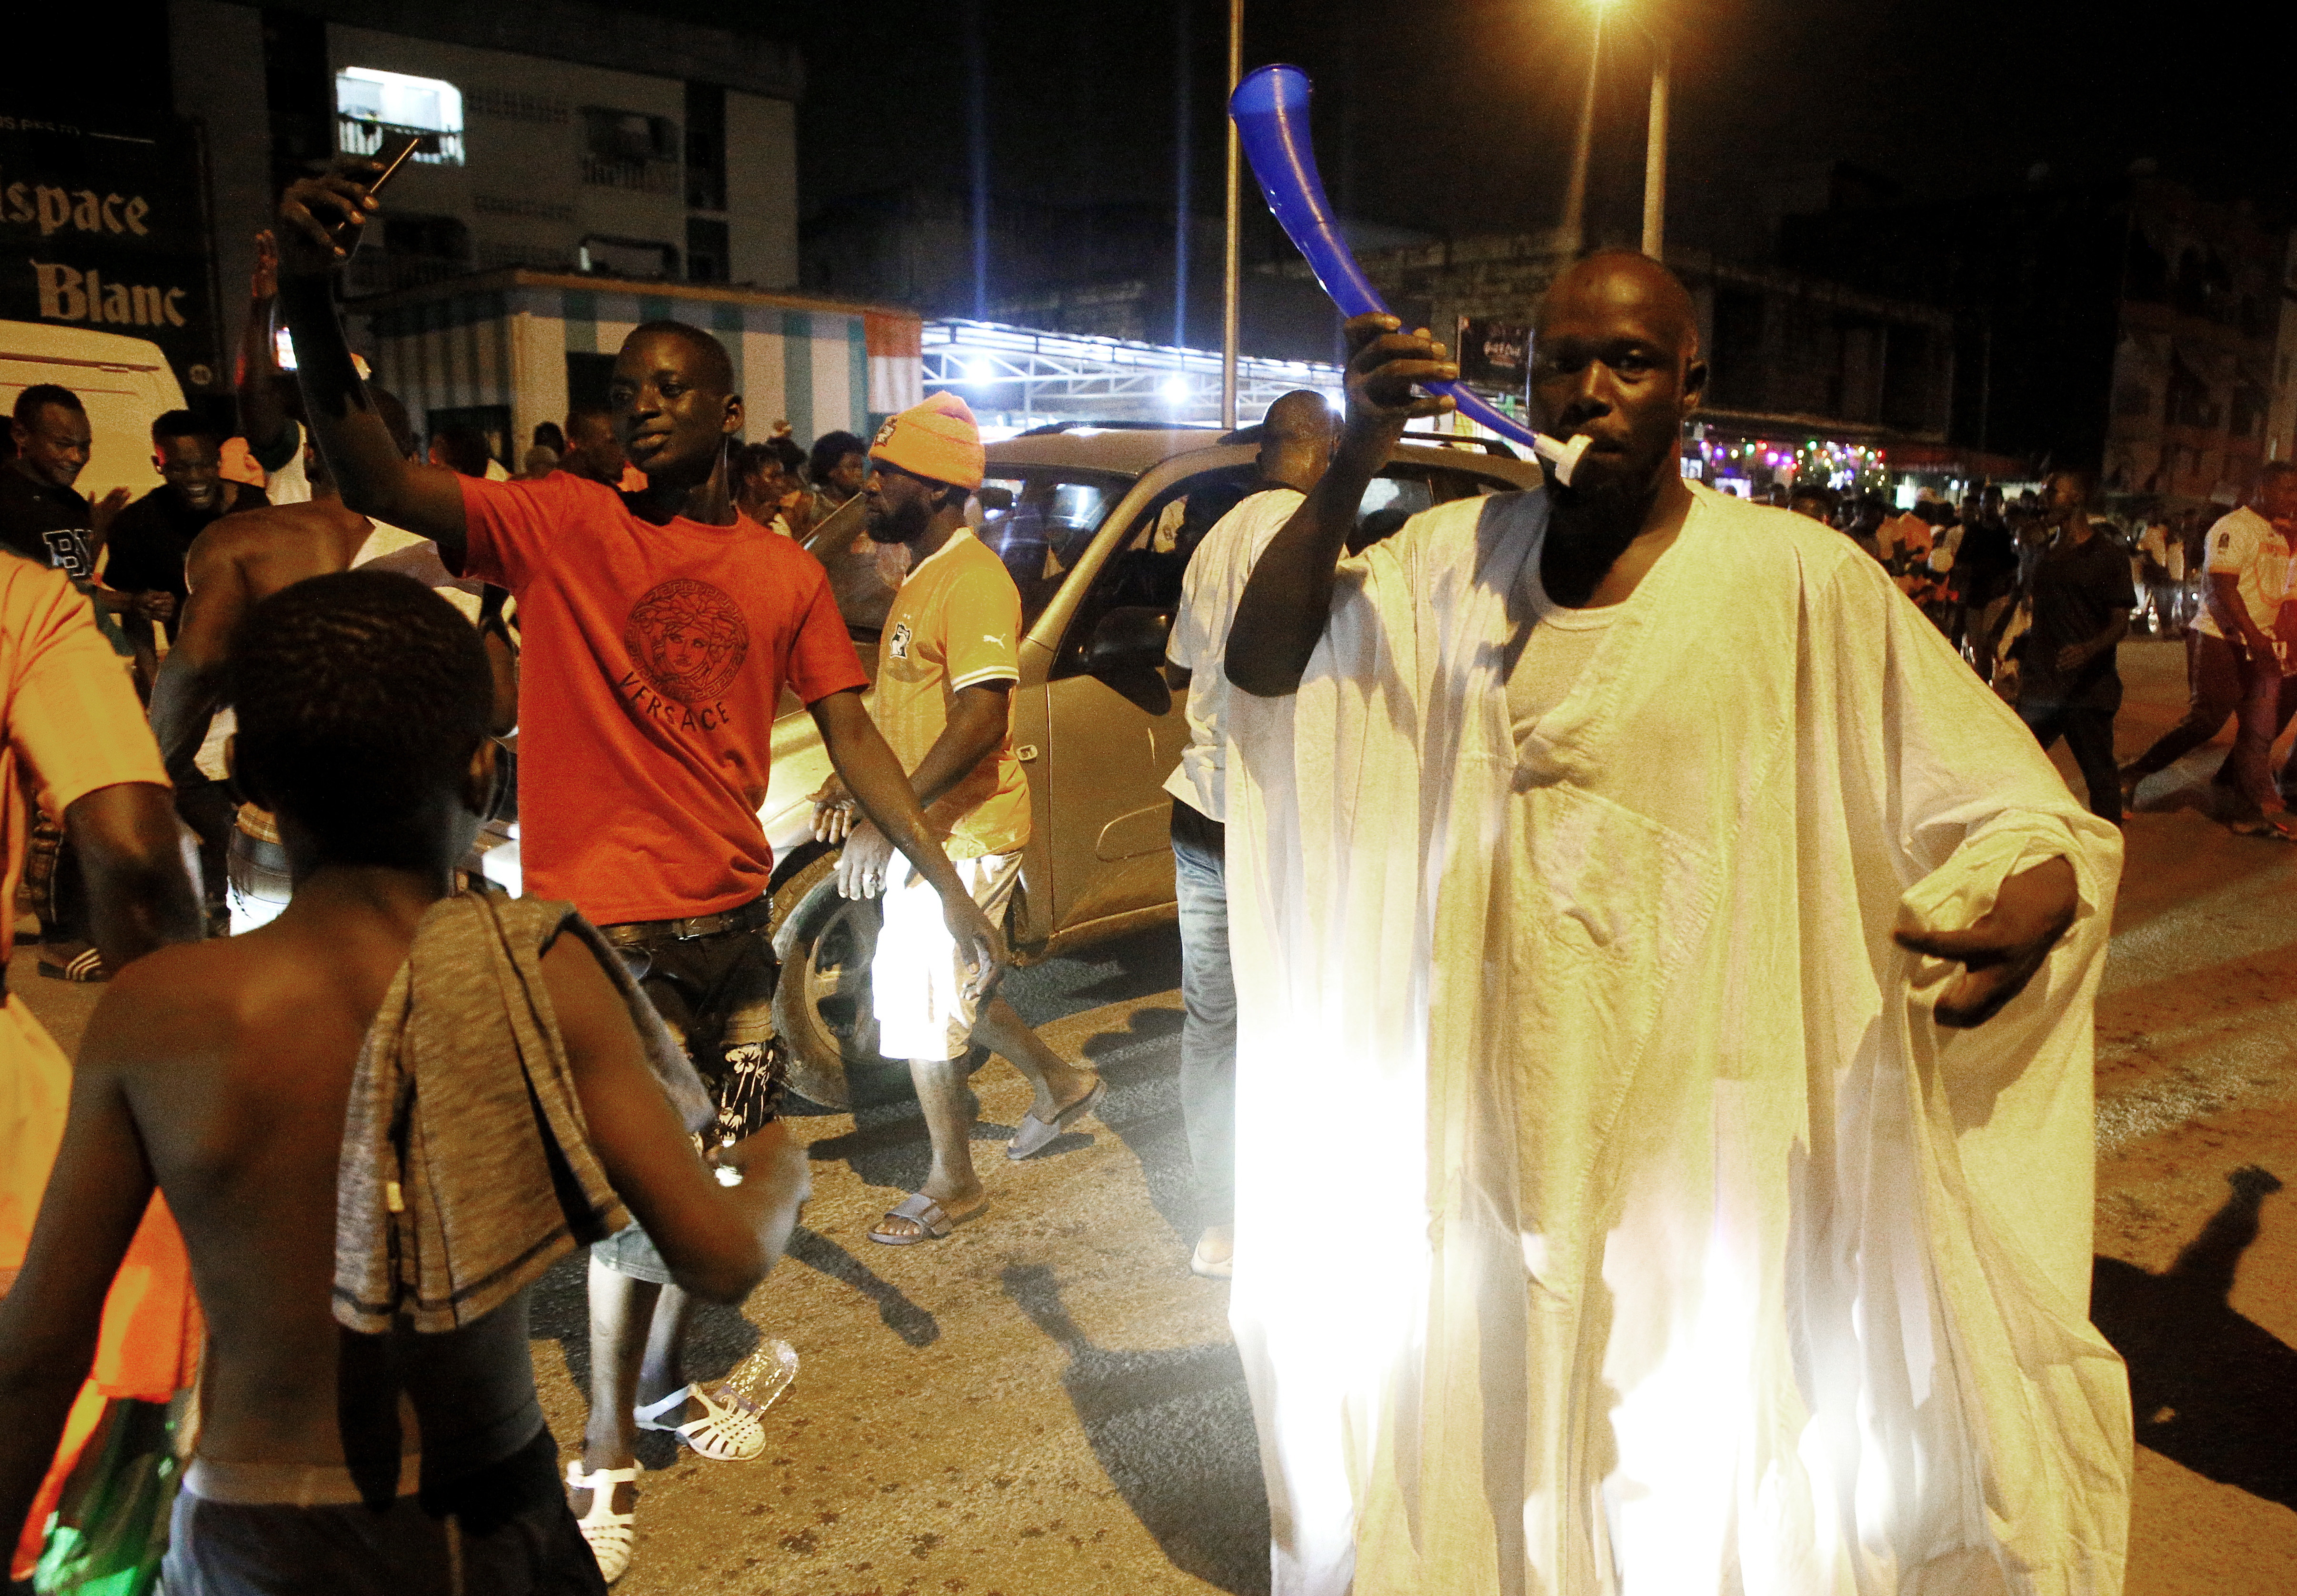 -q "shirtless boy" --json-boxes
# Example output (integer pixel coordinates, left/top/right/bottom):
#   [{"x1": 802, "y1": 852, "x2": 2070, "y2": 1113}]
[{"x1": 0, "y1": 571, "x2": 809, "y2": 1593}]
